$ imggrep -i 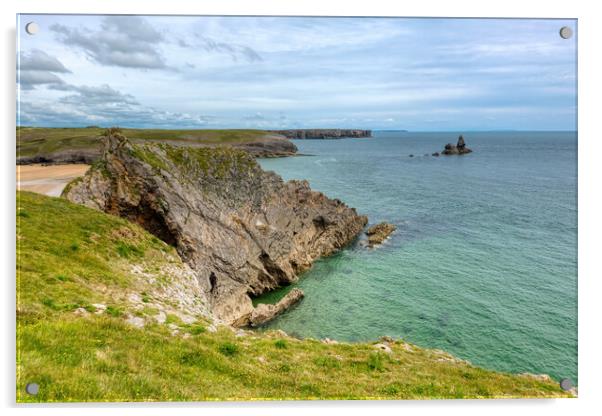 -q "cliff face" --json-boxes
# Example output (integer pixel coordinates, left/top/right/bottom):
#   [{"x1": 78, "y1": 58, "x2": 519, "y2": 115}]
[
  {"x1": 63, "y1": 133, "x2": 367, "y2": 326},
  {"x1": 271, "y1": 129, "x2": 372, "y2": 139}
]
